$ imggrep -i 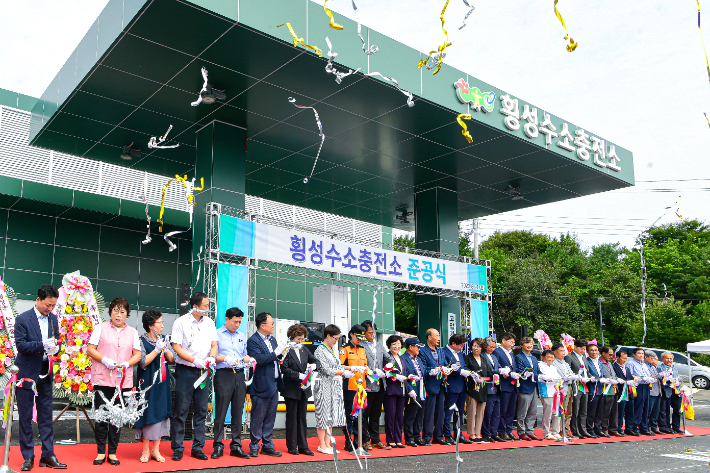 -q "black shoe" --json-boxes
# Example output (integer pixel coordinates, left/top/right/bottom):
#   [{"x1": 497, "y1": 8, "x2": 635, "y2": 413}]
[
  {"x1": 459, "y1": 436, "x2": 473, "y2": 444},
  {"x1": 415, "y1": 439, "x2": 426, "y2": 446},
  {"x1": 672, "y1": 428, "x2": 685, "y2": 434},
  {"x1": 39, "y1": 456, "x2": 67, "y2": 469},
  {"x1": 21, "y1": 459, "x2": 33, "y2": 471},
  {"x1": 587, "y1": 433, "x2": 599, "y2": 439},
  {"x1": 659, "y1": 428, "x2": 673, "y2": 434},
  {"x1": 624, "y1": 429, "x2": 634, "y2": 435},
  {"x1": 492, "y1": 435, "x2": 506, "y2": 442},
  {"x1": 212, "y1": 444, "x2": 224, "y2": 459},
  {"x1": 344, "y1": 439, "x2": 355, "y2": 452},
  {"x1": 288, "y1": 449, "x2": 299, "y2": 455},
  {"x1": 444, "y1": 437, "x2": 454, "y2": 445},
  {"x1": 651, "y1": 429, "x2": 663, "y2": 435},
  {"x1": 250, "y1": 449, "x2": 259, "y2": 457},
  {"x1": 172, "y1": 452, "x2": 183, "y2": 461},
  {"x1": 629, "y1": 431, "x2": 641, "y2": 436},
  {"x1": 230, "y1": 446, "x2": 251, "y2": 459},
  {"x1": 261, "y1": 448, "x2": 282, "y2": 457},
  {"x1": 107, "y1": 457, "x2": 120, "y2": 466},
  {"x1": 191, "y1": 451, "x2": 209, "y2": 460},
  {"x1": 433, "y1": 439, "x2": 449, "y2": 445},
  {"x1": 640, "y1": 430, "x2": 655, "y2": 436},
  {"x1": 420, "y1": 440, "x2": 432, "y2": 446},
  {"x1": 405, "y1": 441, "x2": 418, "y2": 447},
  {"x1": 298, "y1": 449, "x2": 315, "y2": 456},
  {"x1": 92, "y1": 455, "x2": 105, "y2": 466}
]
